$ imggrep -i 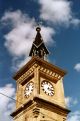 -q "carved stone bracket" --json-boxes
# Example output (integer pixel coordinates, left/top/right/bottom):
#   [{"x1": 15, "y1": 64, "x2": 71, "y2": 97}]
[
  {"x1": 17, "y1": 64, "x2": 38, "y2": 83},
  {"x1": 39, "y1": 66, "x2": 62, "y2": 82},
  {"x1": 33, "y1": 108, "x2": 40, "y2": 118}
]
